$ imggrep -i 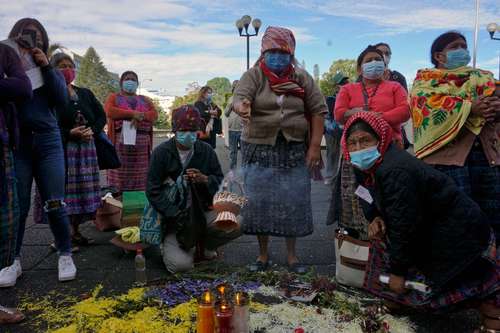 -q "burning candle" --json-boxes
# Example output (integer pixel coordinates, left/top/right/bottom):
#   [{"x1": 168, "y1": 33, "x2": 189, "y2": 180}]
[
  {"x1": 216, "y1": 283, "x2": 230, "y2": 301},
  {"x1": 215, "y1": 302, "x2": 233, "y2": 333},
  {"x1": 196, "y1": 291, "x2": 215, "y2": 333},
  {"x1": 231, "y1": 292, "x2": 249, "y2": 333}
]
